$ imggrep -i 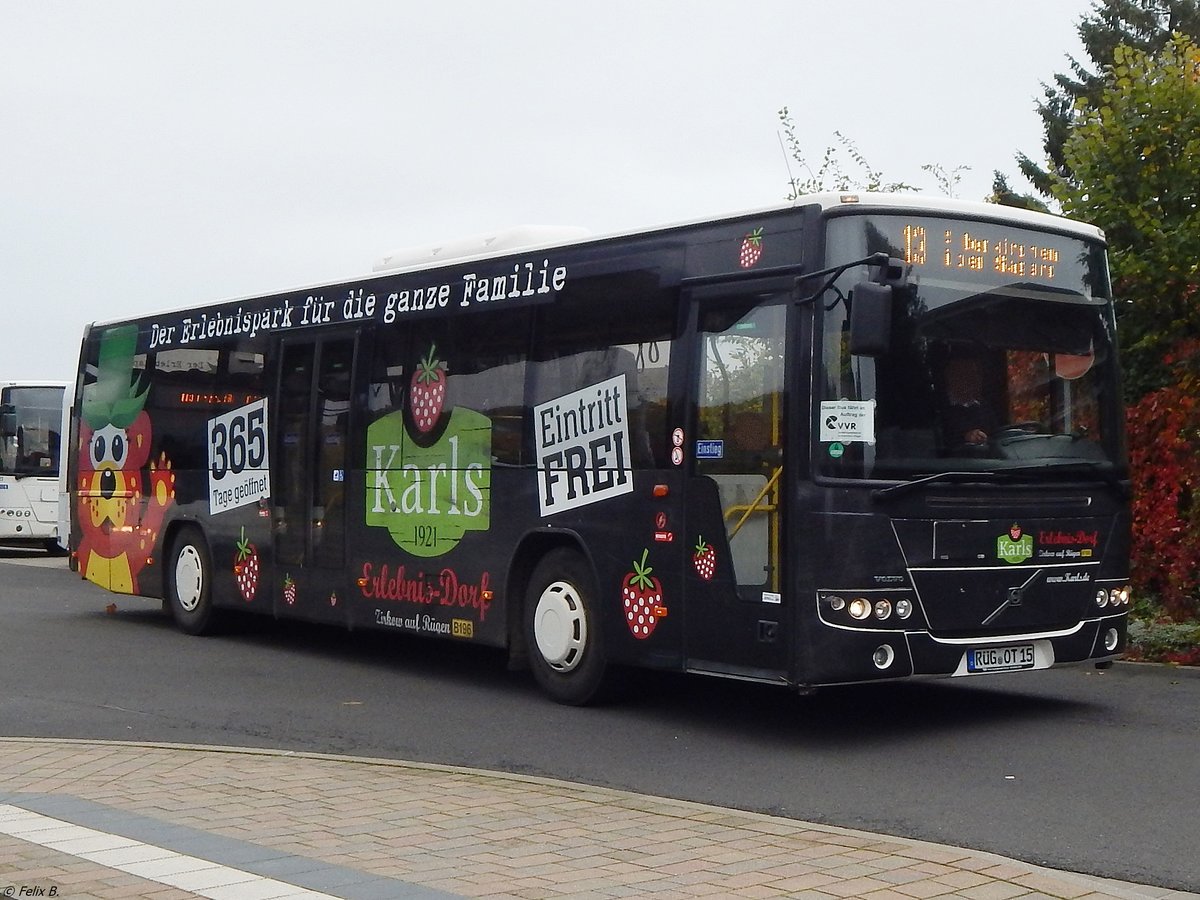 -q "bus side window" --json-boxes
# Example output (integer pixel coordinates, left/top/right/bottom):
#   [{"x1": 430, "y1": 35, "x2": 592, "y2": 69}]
[
  {"x1": 442, "y1": 310, "x2": 531, "y2": 466},
  {"x1": 143, "y1": 346, "x2": 267, "y2": 477},
  {"x1": 371, "y1": 312, "x2": 532, "y2": 466},
  {"x1": 276, "y1": 346, "x2": 314, "y2": 567},
  {"x1": 367, "y1": 350, "x2": 407, "y2": 418},
  {"x1": 697, "y1": 301, "x2": 786, "y2": 472},
  {"x1": 531, "y1": 273, "x2": 677, "y2": 468},
  {"x1": 312, "y1": 340, "x2": 353, "y2": 568}
]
